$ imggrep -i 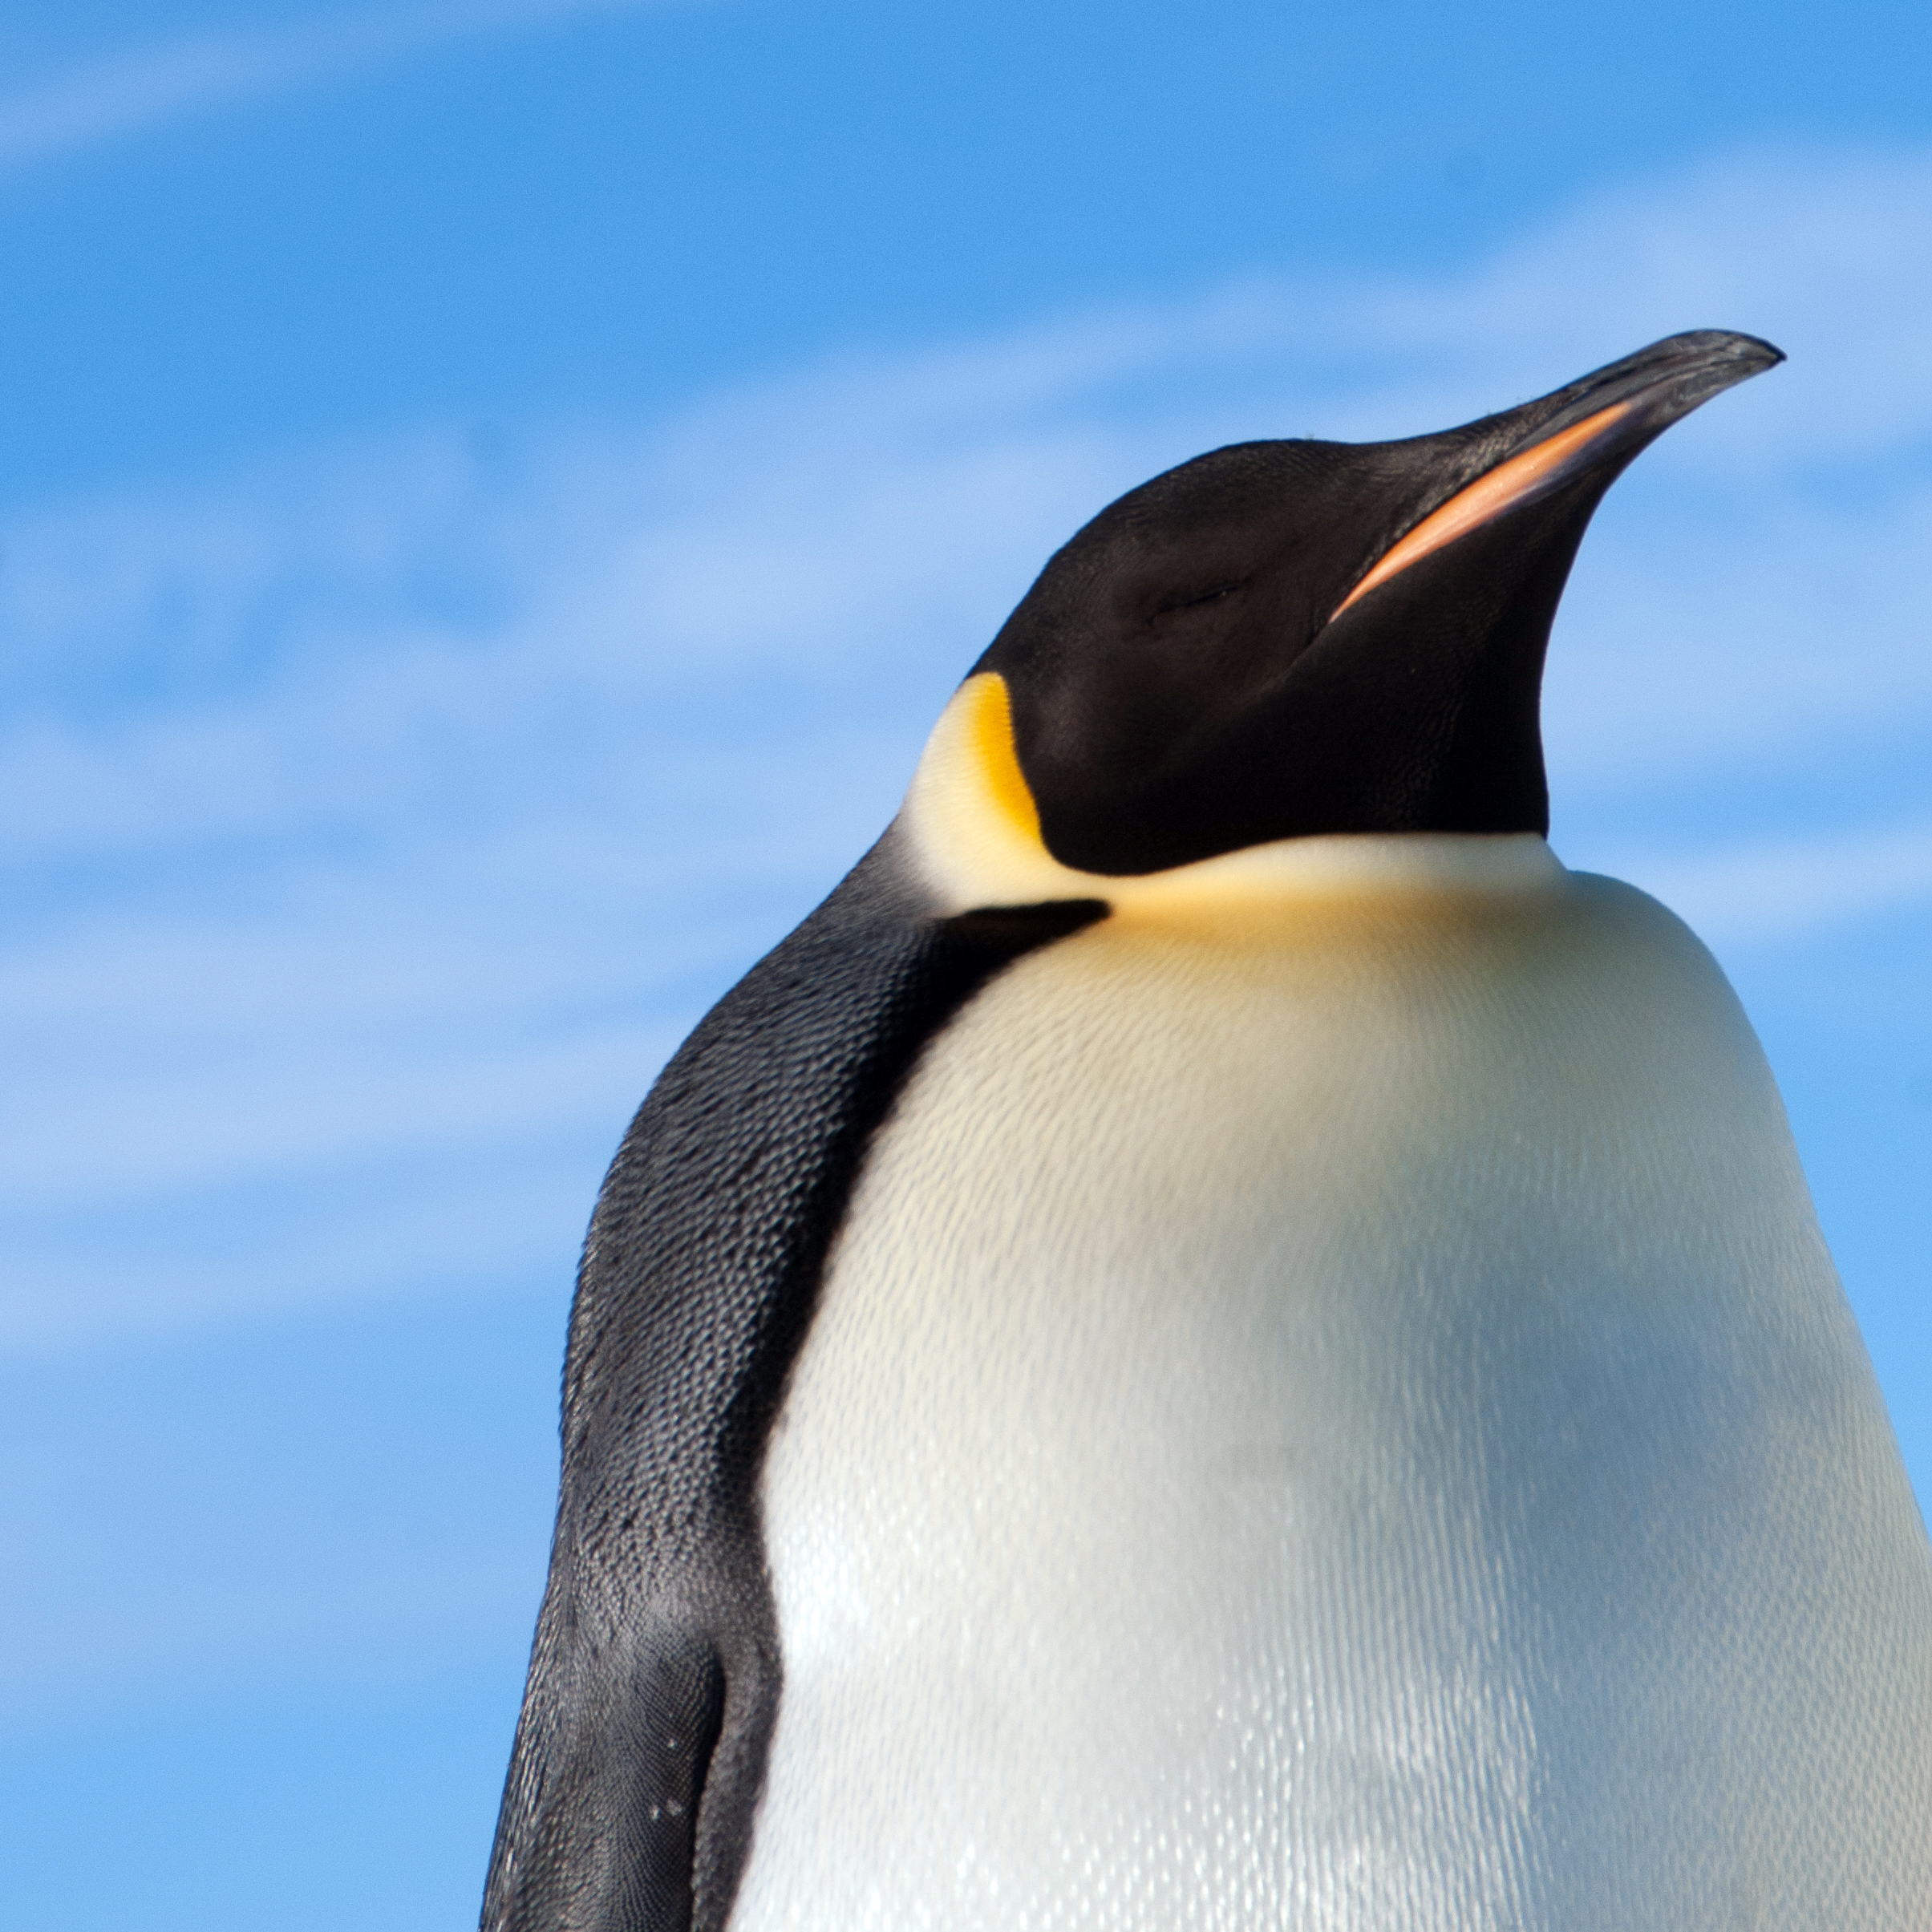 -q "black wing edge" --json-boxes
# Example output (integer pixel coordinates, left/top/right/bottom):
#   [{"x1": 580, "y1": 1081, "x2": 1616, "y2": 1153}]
[{"x1": 480, "y1": 826, "x2": 1107, "y2": 1932}]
